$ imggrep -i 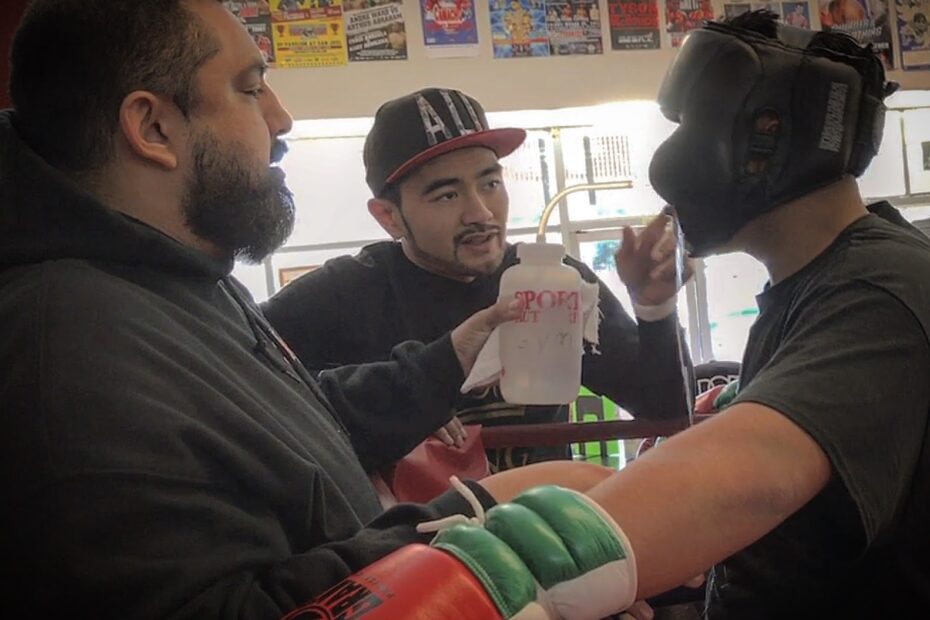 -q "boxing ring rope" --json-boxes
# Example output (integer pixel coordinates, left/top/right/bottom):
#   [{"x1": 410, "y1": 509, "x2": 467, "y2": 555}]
[{"x1": 481, "y1": 417, "x2": 690, "y2": 449}]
